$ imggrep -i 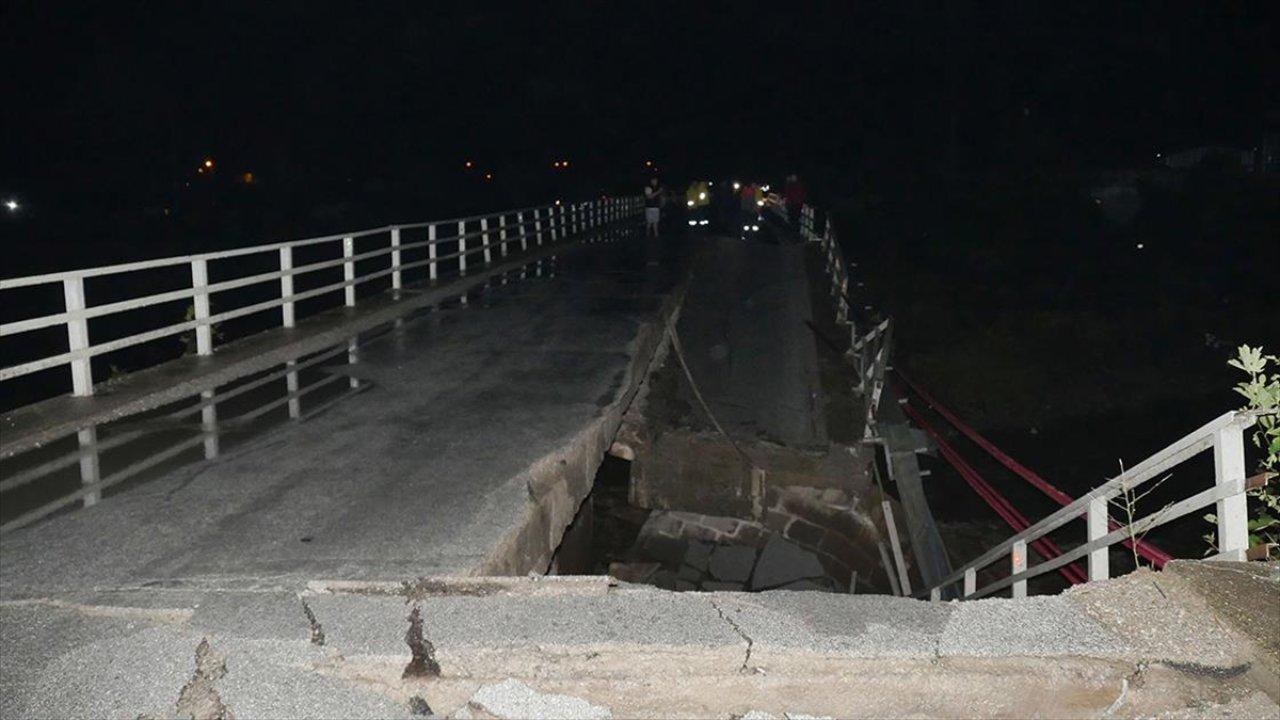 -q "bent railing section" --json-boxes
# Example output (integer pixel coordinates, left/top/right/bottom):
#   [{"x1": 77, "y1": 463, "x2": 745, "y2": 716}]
[
  {"x1": 1, "y1": 196, "x2": 641, "y2": 401},
  {"x1": 923, "y1": 410, "x2": 1261, "y2": 600}
]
